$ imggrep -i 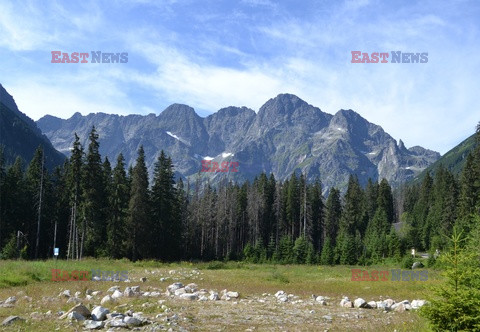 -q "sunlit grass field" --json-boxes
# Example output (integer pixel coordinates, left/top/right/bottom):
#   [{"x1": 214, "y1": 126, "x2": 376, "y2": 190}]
[{"x1": 0, "y1": 259, "x2": 439, "y2": 331}]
